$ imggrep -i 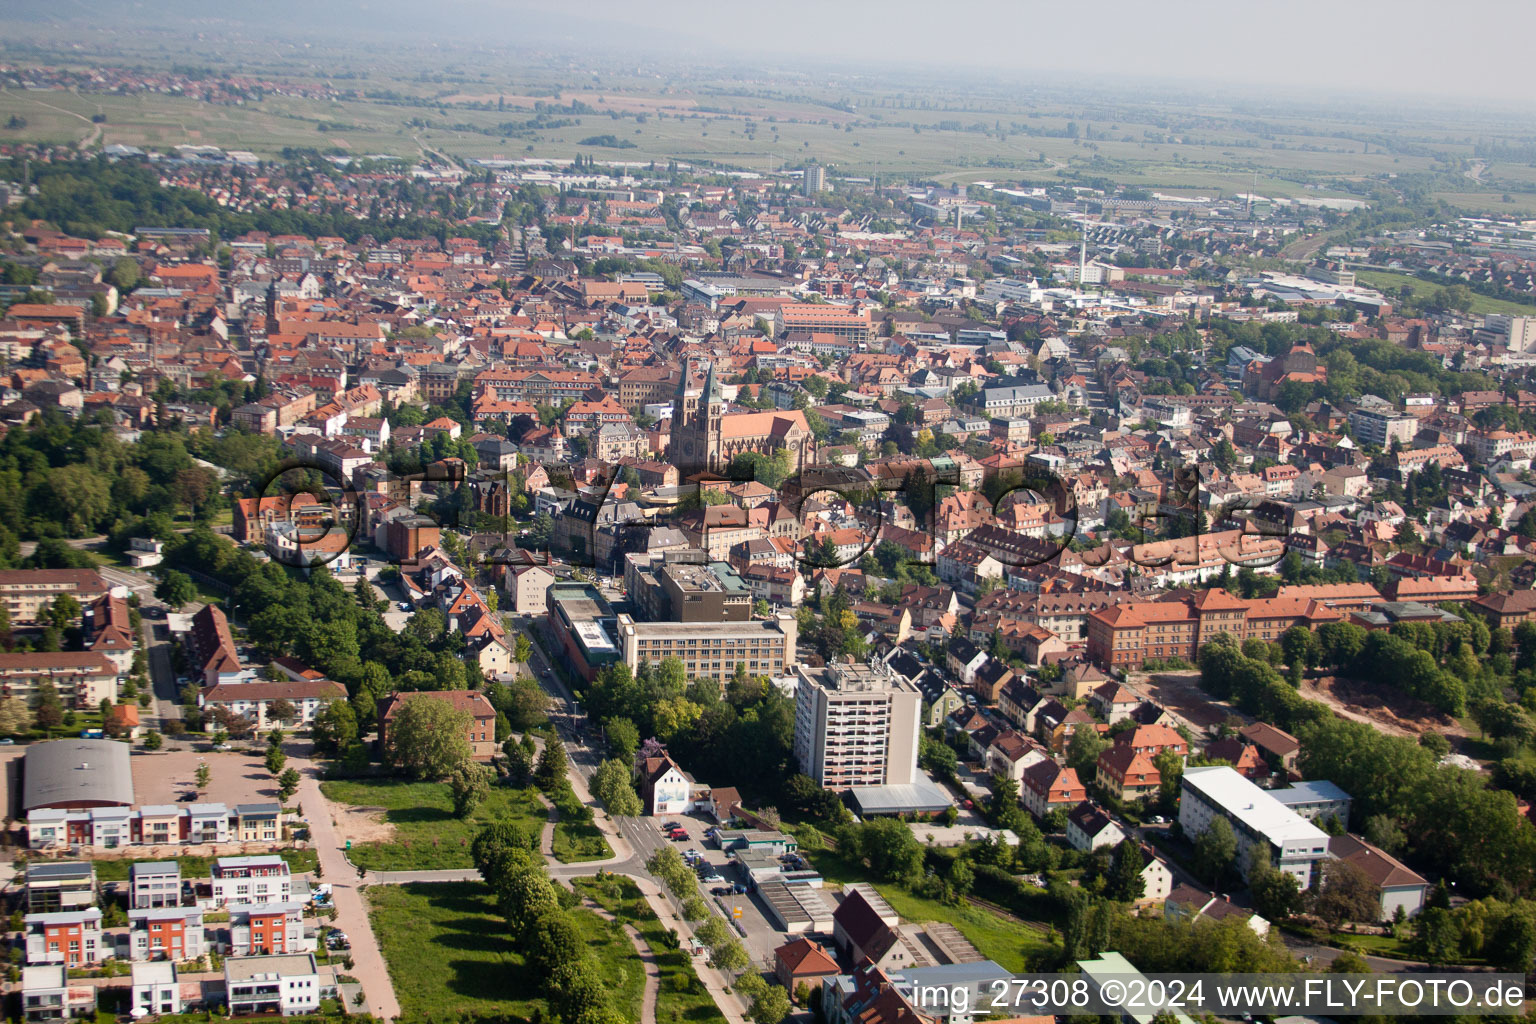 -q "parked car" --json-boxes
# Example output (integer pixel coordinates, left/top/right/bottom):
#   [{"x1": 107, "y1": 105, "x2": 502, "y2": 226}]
[
  {"x1": 731, "y1": 882, "x2": 749, "y2": 895},
  {"x1": 710, "y1": 886, "x2": 731, "y2": 896},
  {"x1": 669, "y1": 832, "x2": 689, "y2": 842}
]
